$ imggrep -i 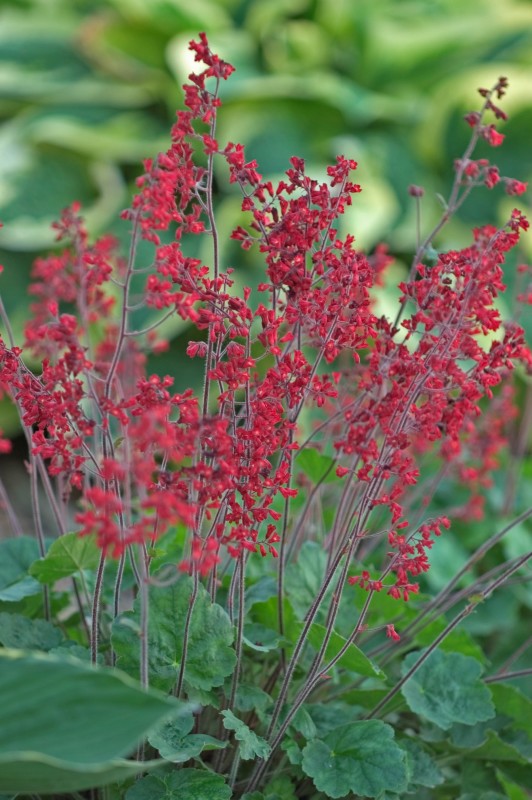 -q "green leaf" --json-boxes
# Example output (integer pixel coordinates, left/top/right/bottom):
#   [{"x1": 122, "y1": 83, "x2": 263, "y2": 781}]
[
  {"x1": 401, "y1": 649, "x2": 495, "y2": 730},
  {"x1": 301, "y1": 721, "x2": 408, "y2": 798},
  {"x1": 221, "y1": 710, "x2": 271, "y2": 760},
  {"x1": 288, "y1": 706, "x2": 317, "y2": 741},
  {"x1": 0, "y1": 612, "x2": 63, "y2": 650},
  {"x1": 0, "y1": 754, "x2": 160, "y2": 795},
  {"x1": 496, "y1": 768, "x2": 530, "y2": 800},
  {"x1": 112, "y1": 575, "x2": 236, "y2": 691},
  {"x1": 461, "y1": 730, "x2": 530, "y2": 763},
  {"x1": 284, "y1": 541, "x2": 328, "y2": 620},
  {"x1": 413, "y1": 620, "x2": 488, "y2": 664},
  {"x1": 29, "y1": 532, "x2": 100, "y2": 583},
  {"x1": 400, "y1": 739, "x2": 443, "y2": 789},
  {"x1": 126, "y1": 769, "x2": 231, "y2": 800},
  {"x1": 491, "y1": 684, "x2": 532, "y2": 741},
  {"x1": 0, "y1": 649, "x2": 180, "y2": 793},
  {"x1": 148, "y1": 712, "x2": 226, "y2": 763},
  {"x1": 297, "y1": 447, "x2": 337, "y2": 483},
  {"x1": 305, "y1": 622, "x2": 384, "y2": 678},
  {"x1": 243, "y1": 622, "x2": 284, "y2": 652},
  {"x1": 262, "y1": 774, "x2": 298, "y2": 799},
  {"x1": 235, "y1": 685, "x2": 272, "y2": 713},
  {"x1": 305, "y1": 703, "x2": 358, "y2": 737},
  {"x1": 0, "y1": 537, "x2": 42, "y2": 602}
]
